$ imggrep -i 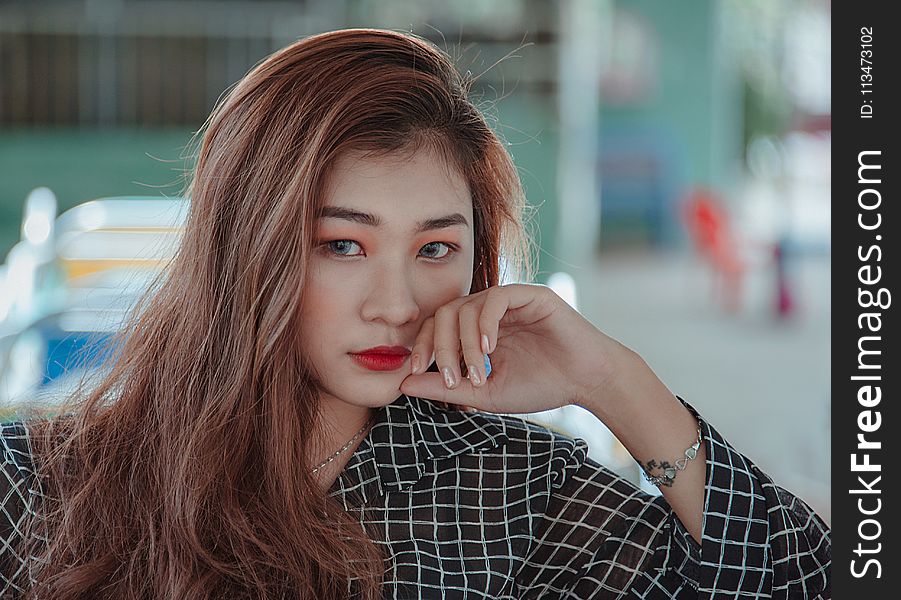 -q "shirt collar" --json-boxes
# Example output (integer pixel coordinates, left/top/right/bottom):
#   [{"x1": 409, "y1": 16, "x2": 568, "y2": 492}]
[{"x1": 328, "y1": 393, "x2": 508, "y2": 504}]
